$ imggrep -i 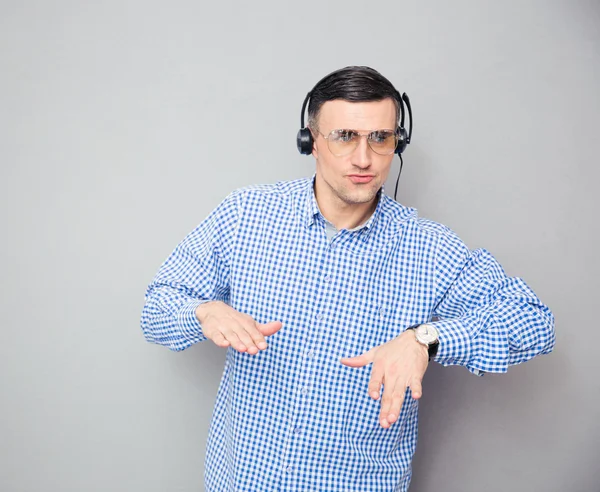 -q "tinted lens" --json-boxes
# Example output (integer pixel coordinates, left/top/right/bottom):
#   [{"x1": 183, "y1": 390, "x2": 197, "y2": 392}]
[
  {"x1": 327, "y1": 130, "x2": 359, "y2": 156},
  {"x1": 326, "y1": 129, "x2": 398, "y2": 156},
  {"x1": 368, "y1": 130, "x2": 397, "y2": 155}
]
